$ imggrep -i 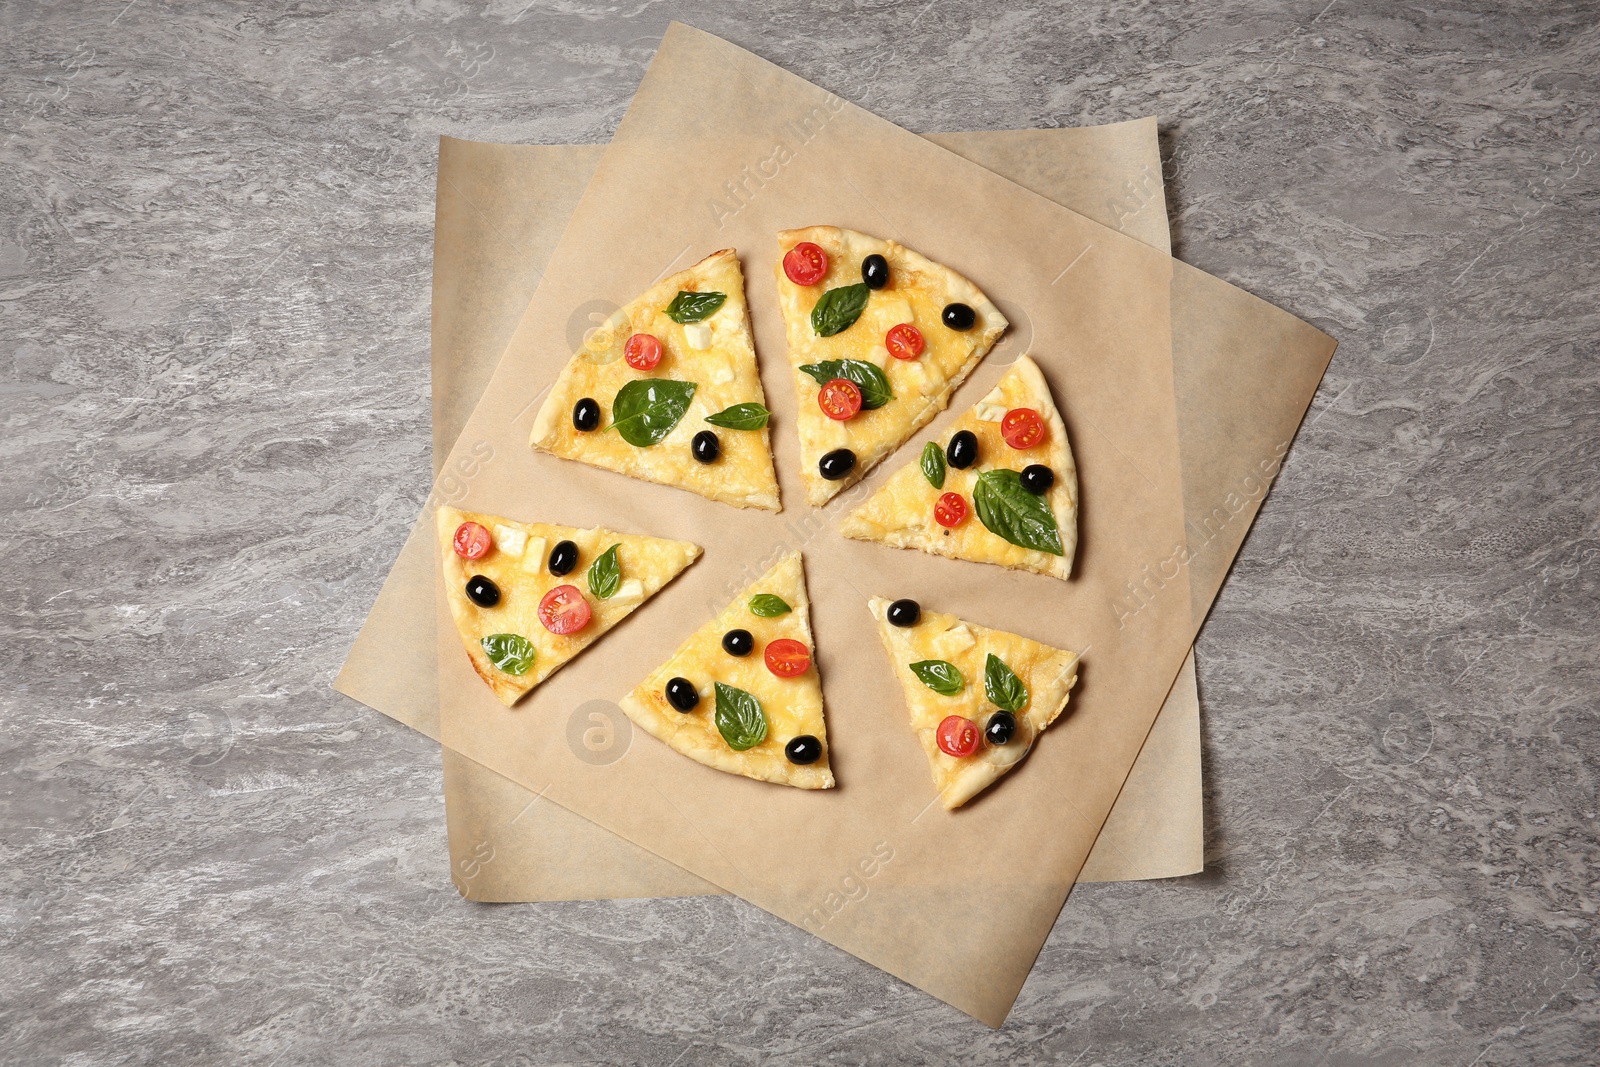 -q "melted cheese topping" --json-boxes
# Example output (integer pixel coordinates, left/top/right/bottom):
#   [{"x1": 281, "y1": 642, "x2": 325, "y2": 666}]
[
  {"x1": 775, "y1": 227, "x2": 1008, "y2": 506},
  {"x1": 869, "y1": 597, "x2": 1079, "y2": 809},
  {"x1": 619, "y1": 552, "x2": 833, "y2": 789},
  {"x1": 839, "y1": 355, "x2": 1079, "y2": 580},
  {"x1": 437, "y1": 505, "x2": 701, "y2": 706},
  {"x1": 530, "y1": 250, "x2": 780, "y2": 511}
]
